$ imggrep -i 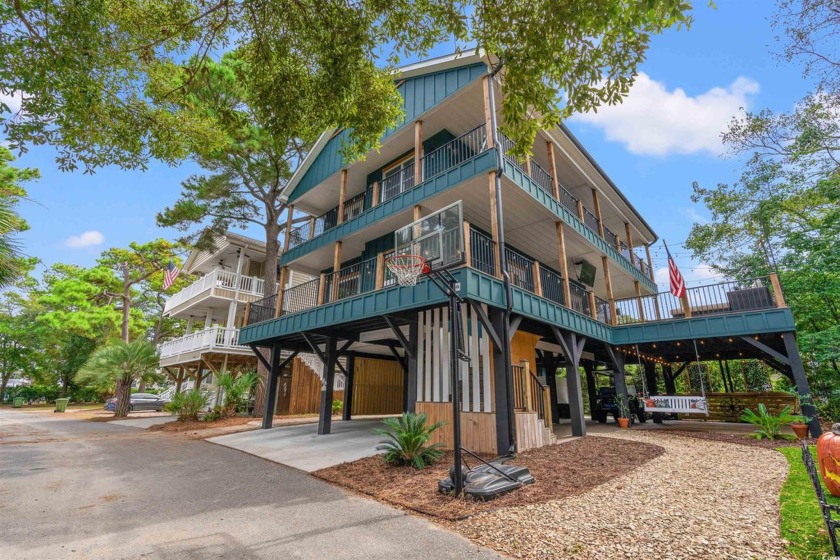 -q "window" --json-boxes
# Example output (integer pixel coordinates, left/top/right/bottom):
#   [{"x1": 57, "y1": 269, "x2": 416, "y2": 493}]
[{"x1": 380, "y1": 155, "x2": 416, "y2": 203}]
